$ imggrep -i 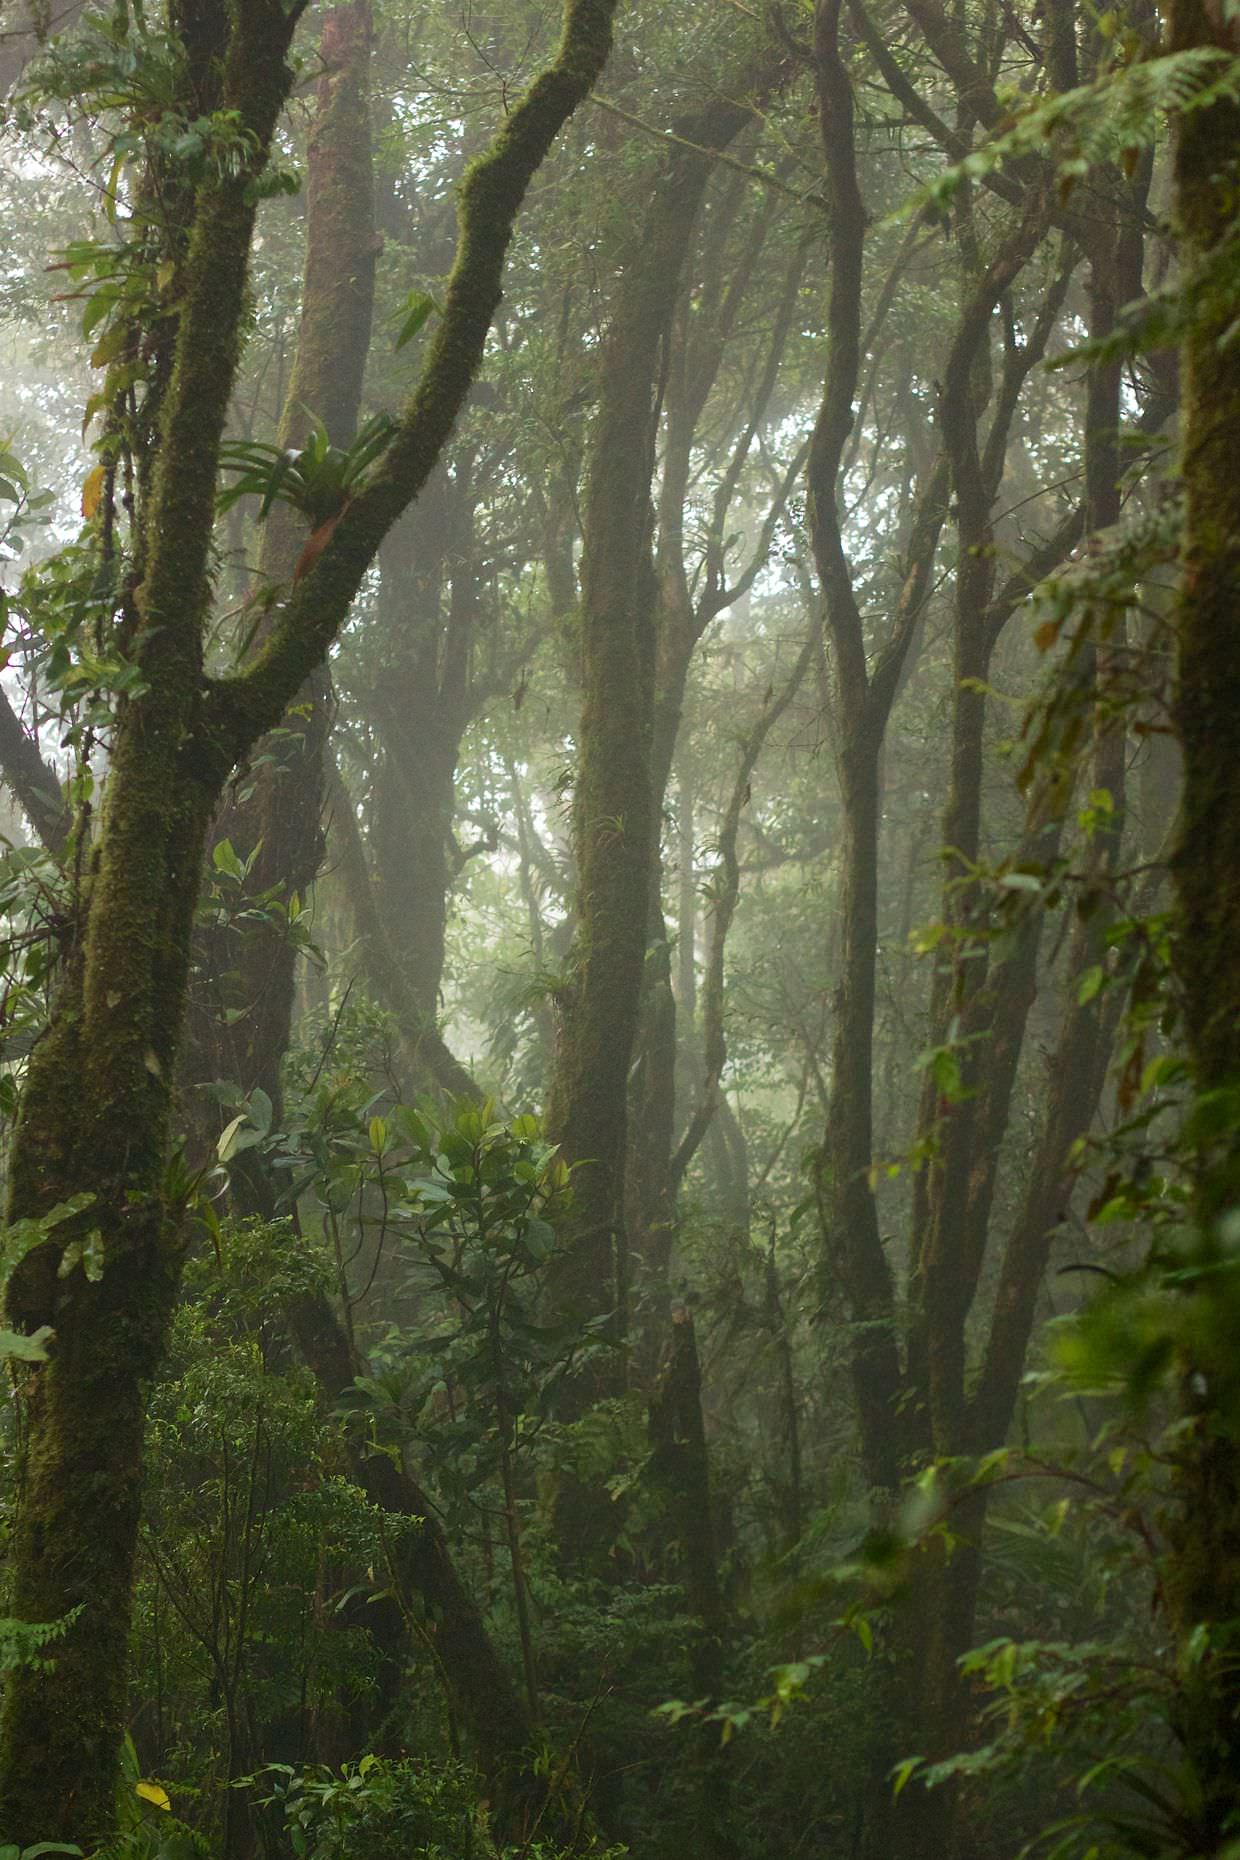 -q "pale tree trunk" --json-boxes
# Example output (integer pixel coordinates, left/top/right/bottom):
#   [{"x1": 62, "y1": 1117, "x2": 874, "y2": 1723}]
[{"x1": 544, "y1": 74, "x2": 773, "y2": 1378}]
